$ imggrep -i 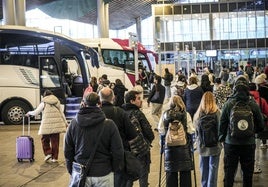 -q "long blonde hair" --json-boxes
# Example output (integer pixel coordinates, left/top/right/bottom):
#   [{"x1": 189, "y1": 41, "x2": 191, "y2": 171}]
[
  {"x1": 196, "y1": 91, "x2": 218, "y2": 115},
  {"x1": 169, "y1": 95, "x2": 186, "y2": 112}
]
